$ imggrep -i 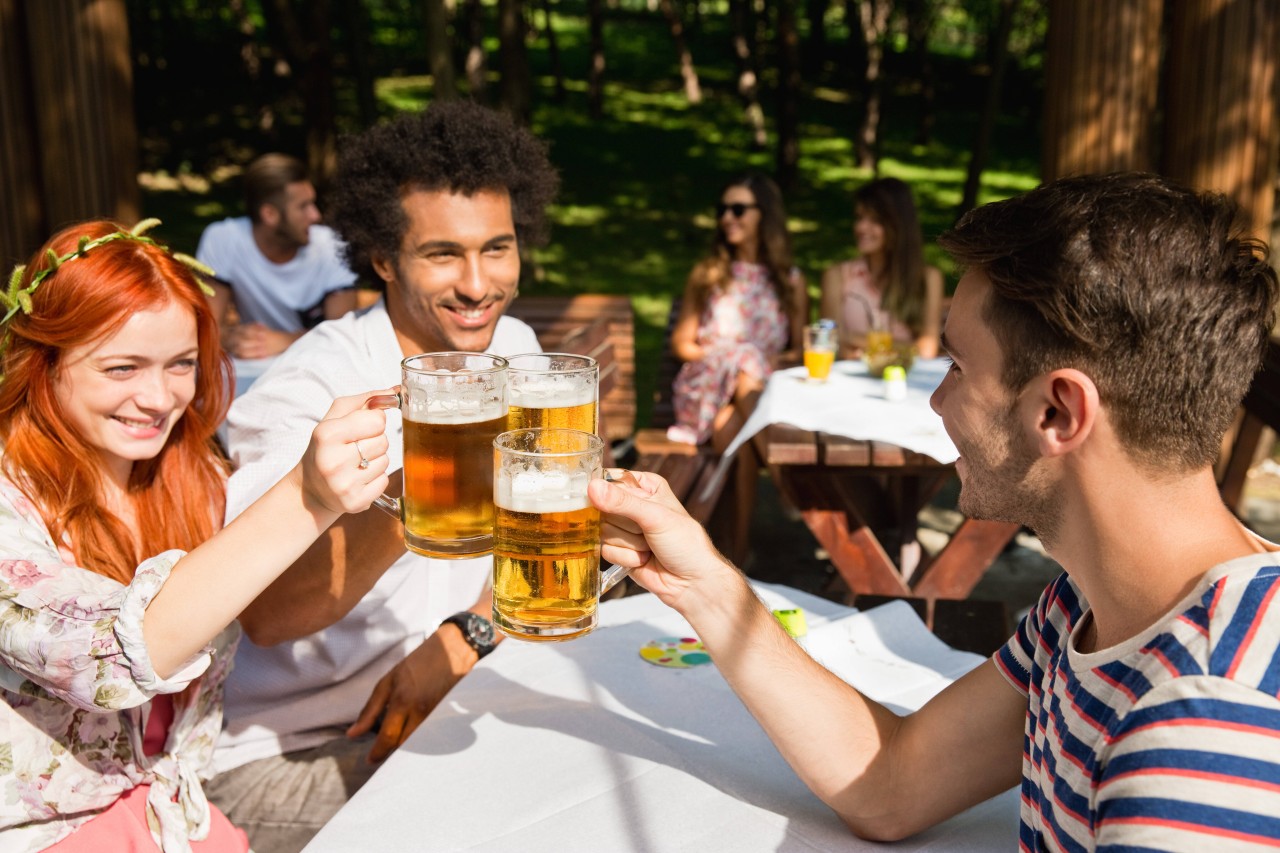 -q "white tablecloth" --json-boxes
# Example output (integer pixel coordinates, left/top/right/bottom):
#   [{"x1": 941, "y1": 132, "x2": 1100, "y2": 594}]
[
  {"x1": 305, "y1": 584, "x2": 1017, "y2": 852},
  {"x1": 723, "y1": 358, "x2": 958, "y2": 464}
]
